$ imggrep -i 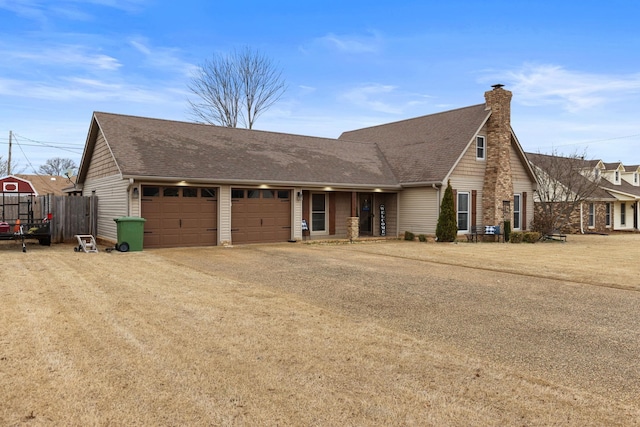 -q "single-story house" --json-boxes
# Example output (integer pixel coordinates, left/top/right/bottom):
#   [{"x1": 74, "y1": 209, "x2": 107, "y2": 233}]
[
  {"x1": 76, "y1": 85, "x2": 537, "y2": 248},
  {"x1": 527, "y1": 153, "x2": 640, "y2": 233}
]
